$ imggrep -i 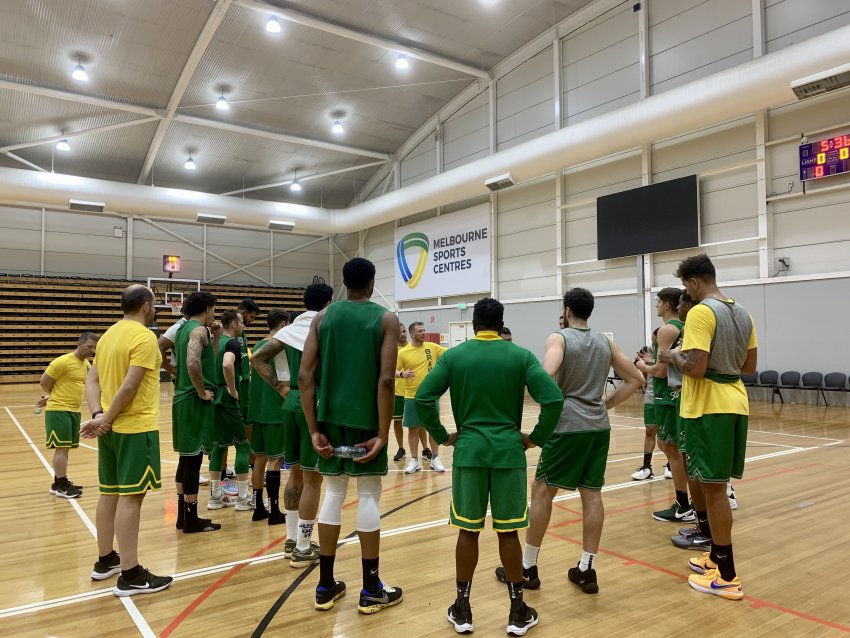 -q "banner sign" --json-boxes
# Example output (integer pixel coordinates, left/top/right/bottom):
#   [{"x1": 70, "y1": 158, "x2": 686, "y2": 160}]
[{"x1": 394, "y1": 204, "x2": 491, "y2": 301}]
